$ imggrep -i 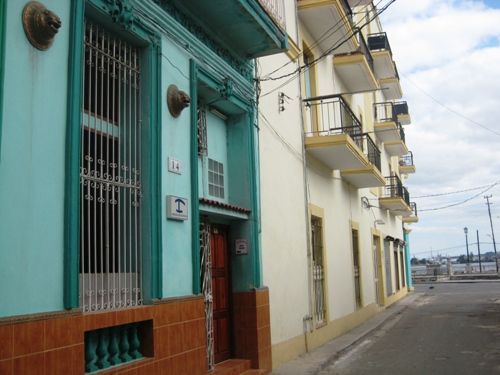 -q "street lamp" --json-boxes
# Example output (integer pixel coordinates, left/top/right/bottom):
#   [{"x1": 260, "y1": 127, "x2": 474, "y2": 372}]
[{"x1": 464, "y1": 227, "x2": 470, "y2": 272}]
